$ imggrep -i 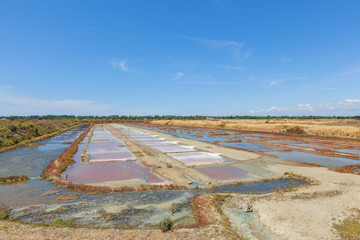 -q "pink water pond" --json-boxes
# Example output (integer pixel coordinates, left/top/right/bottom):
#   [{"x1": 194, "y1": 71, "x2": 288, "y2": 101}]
[
  {"x1": 197, "y1": 166, "x2": 252, "y2": 182},
  {"x1": 65, "y1": 161, "x2": 165, "y2": 184}
]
